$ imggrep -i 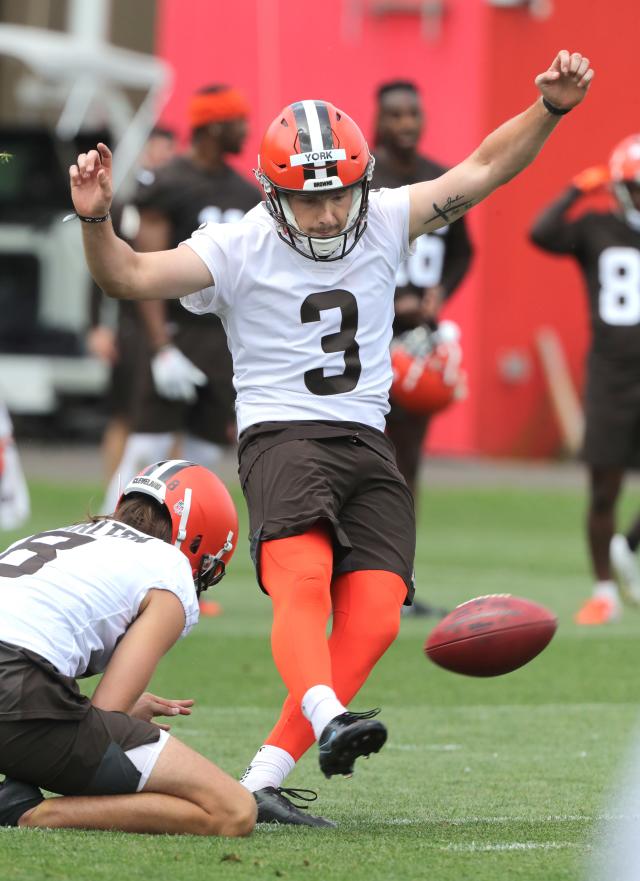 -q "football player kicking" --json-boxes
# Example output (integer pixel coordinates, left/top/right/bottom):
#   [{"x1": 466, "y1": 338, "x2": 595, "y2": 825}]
[
  {"x1": 531, "y1": 137, "x2": 640, "y2": 625},
  {"x1": 0, "y1": 461, "x2": 256, "y2": 837},
  {"x1": 68, "y1": 50, "x2": 593, "y2": 827}
]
